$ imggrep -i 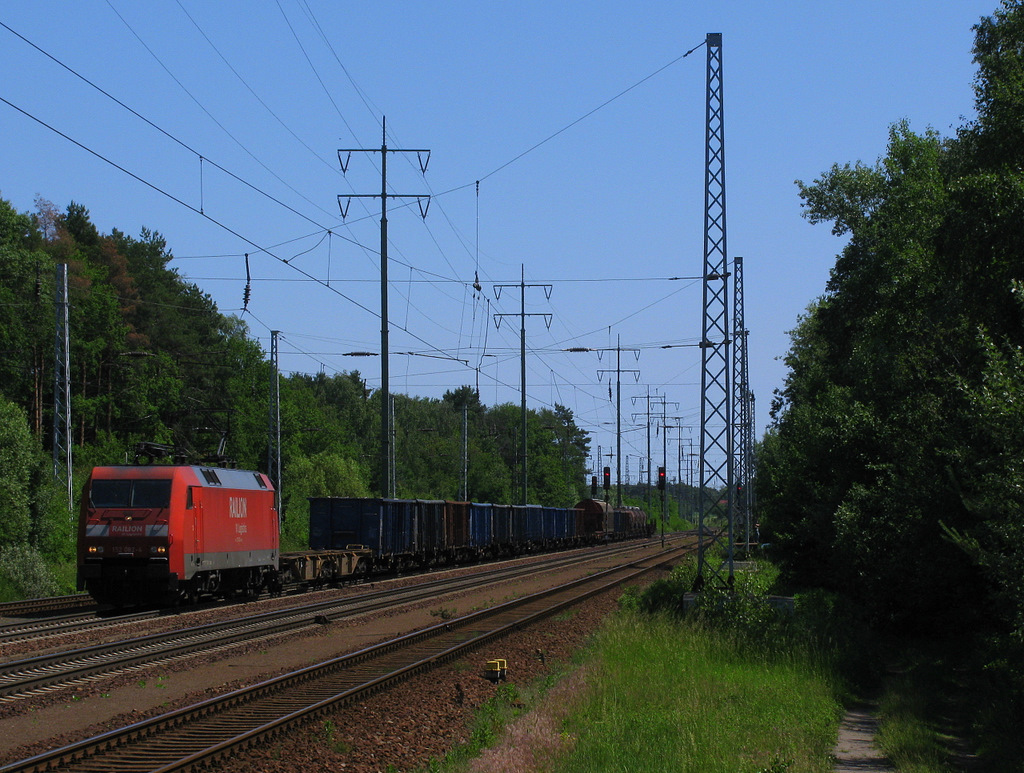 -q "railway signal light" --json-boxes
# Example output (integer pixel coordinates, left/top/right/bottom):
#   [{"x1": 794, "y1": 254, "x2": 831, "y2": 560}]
[
  {"x1": 591, "y1": 476, "x2": 598, "y2": 497},
  {"x1": 603, "y1": 467, "x2": 611, "y2": 491},
  {"x1": 657, "y1": 467, "x2": 666, "y2": 490}
]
